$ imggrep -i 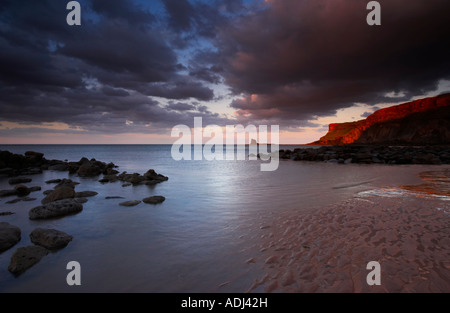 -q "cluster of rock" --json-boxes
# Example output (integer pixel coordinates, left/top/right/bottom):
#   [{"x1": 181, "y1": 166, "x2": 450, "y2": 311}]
[
  {"x1": 278, "y1": 145, "x2": 450, "y2": 164},
  {"x1": 0, "y1": 151, "x2": 46, "y2": 176},
  {"x1": 0, "y1": 150, "x2": 119, "y2": 178},
  {"x1": 0, "y1": 178, "x2": 94, "y2": 275},
  {"x1": 1, "y1": 150, "x2": 169, "y2": 276},
  {"x1": 0, "y1": 176, "x2": 41, "y2": 199},
  {"x1": 119, "y1": 196, "x2": 166, "y2": 207},
  {"x1": 99, "y1": 169, "x2": 168, "y2": 186},
  {"x1": 28, "y1": 179, "x2": 97, "y2": 220},
  {"x1": 67, "y1": 157, "x2": 118, "y2": 177},
  {"x1": 1, "y1": 223, "x2": 73, "y2": 276}
]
